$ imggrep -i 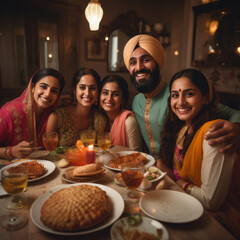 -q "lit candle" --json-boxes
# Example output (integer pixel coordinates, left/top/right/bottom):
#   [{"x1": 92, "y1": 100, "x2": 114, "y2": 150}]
[{"x1": 86, "y1": 145, "x2": 96, "y2": 164}]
